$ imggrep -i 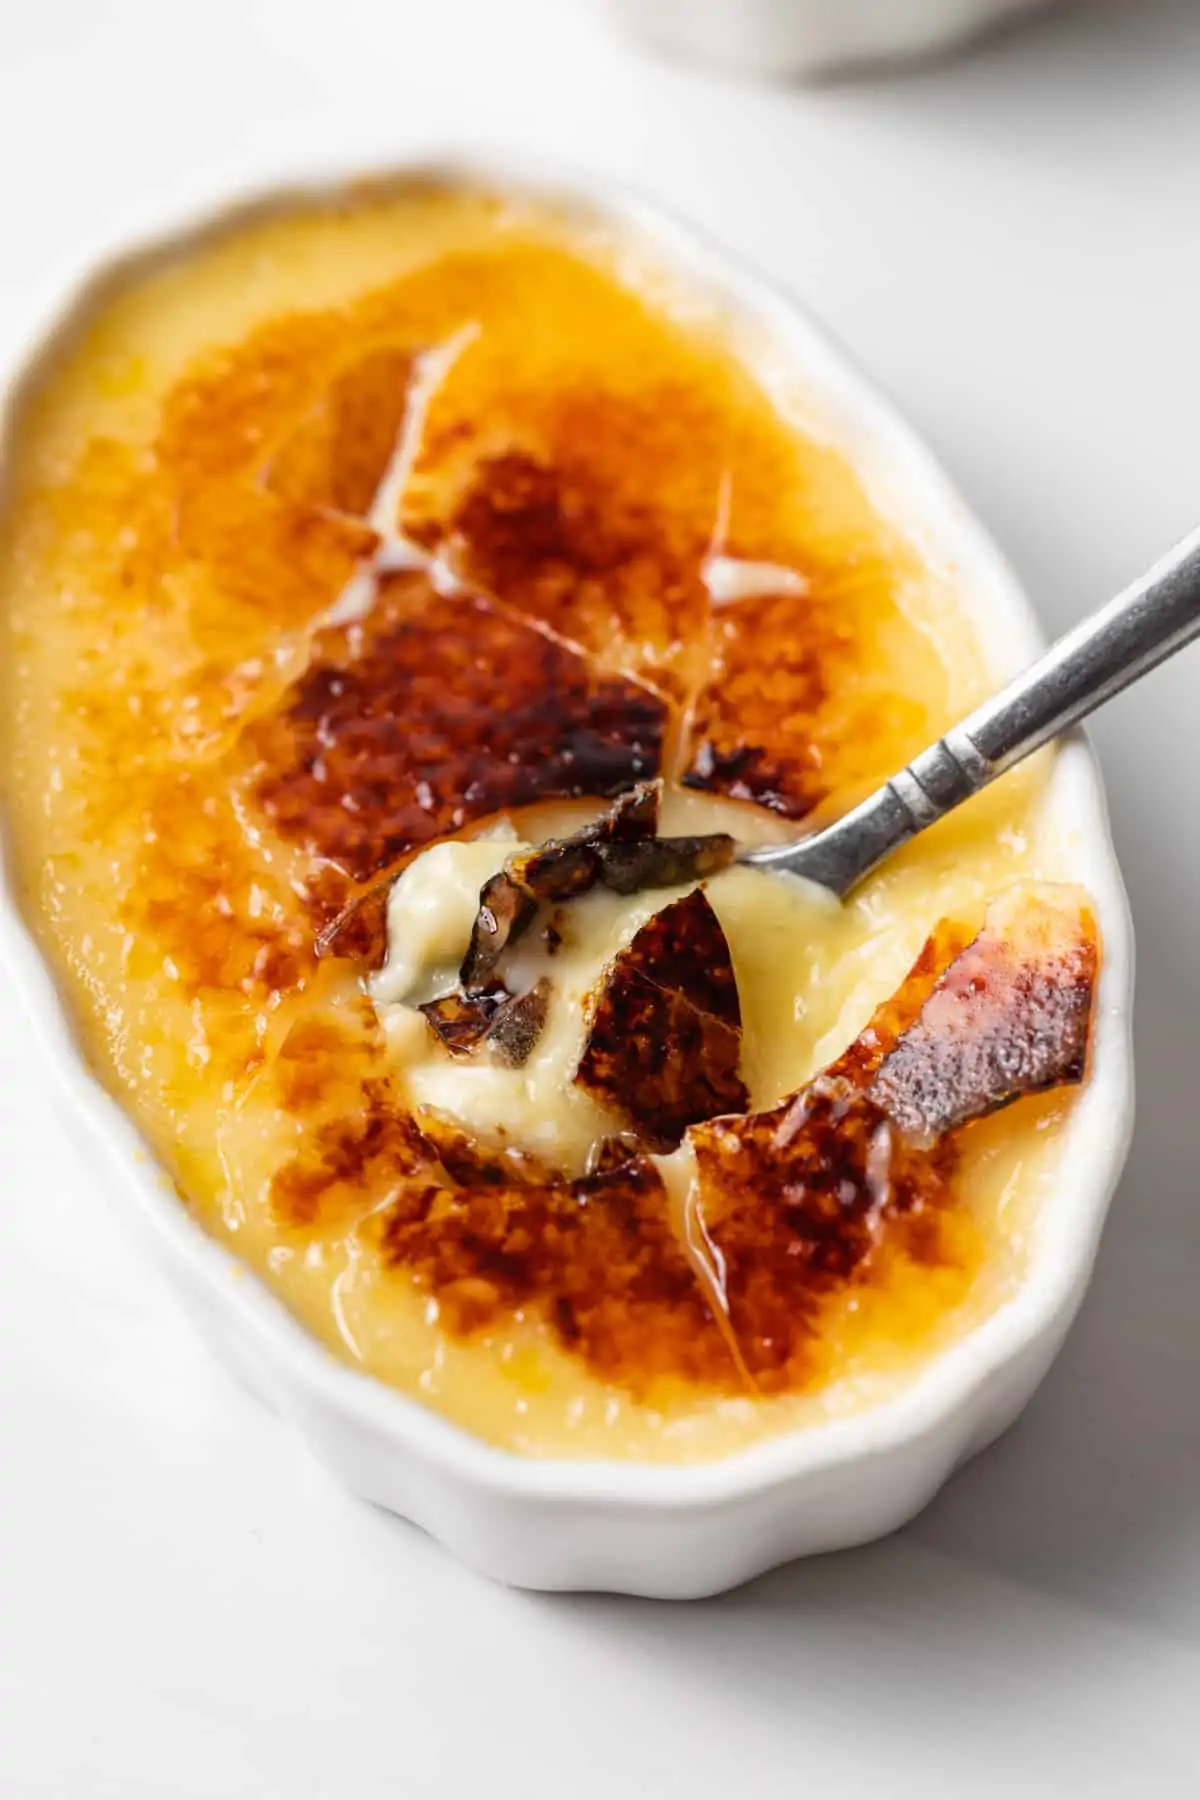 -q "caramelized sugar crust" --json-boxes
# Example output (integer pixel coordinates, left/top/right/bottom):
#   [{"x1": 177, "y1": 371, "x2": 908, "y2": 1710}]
[
  {"x1": 35, "y1": 225, "x2": 954, "y2": 1011},
  {"x1": 249, "y1": 575, "x2": 666, "y2": 897},
  {"x1": 871, "y1": 886, "x2": 1099, "y2": 1143},
  {"x1": 574, "y1": 889, "x2": 749, "y2": 1149},
  {"x1": 0, "y1": 190, "x2": 1095, "y2": 1427},
  {"x1": 365, "y1": 889, "x2": 1097, "y2": 1396},
  {"x1": 378, "y1": 1157, "x2": 737, "y2": 1391},
  {"x1": 693, "y1": 1087, "x2": 957, "y2": 1391}
]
